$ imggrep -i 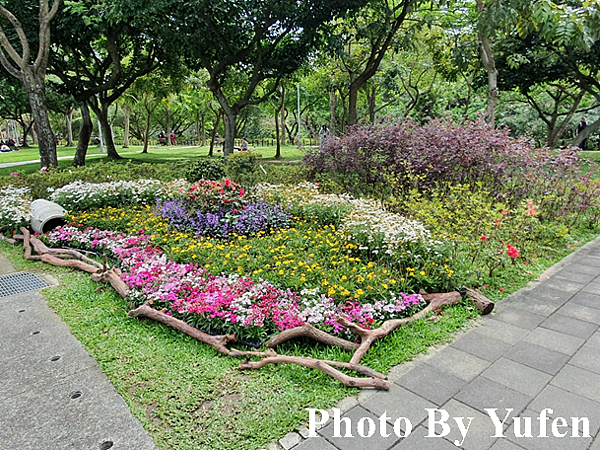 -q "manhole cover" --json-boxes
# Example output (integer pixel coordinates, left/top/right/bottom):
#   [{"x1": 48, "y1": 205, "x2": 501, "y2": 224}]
[{"x1": 0, "y1": 272, "x2": 49, "y2": 298}]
